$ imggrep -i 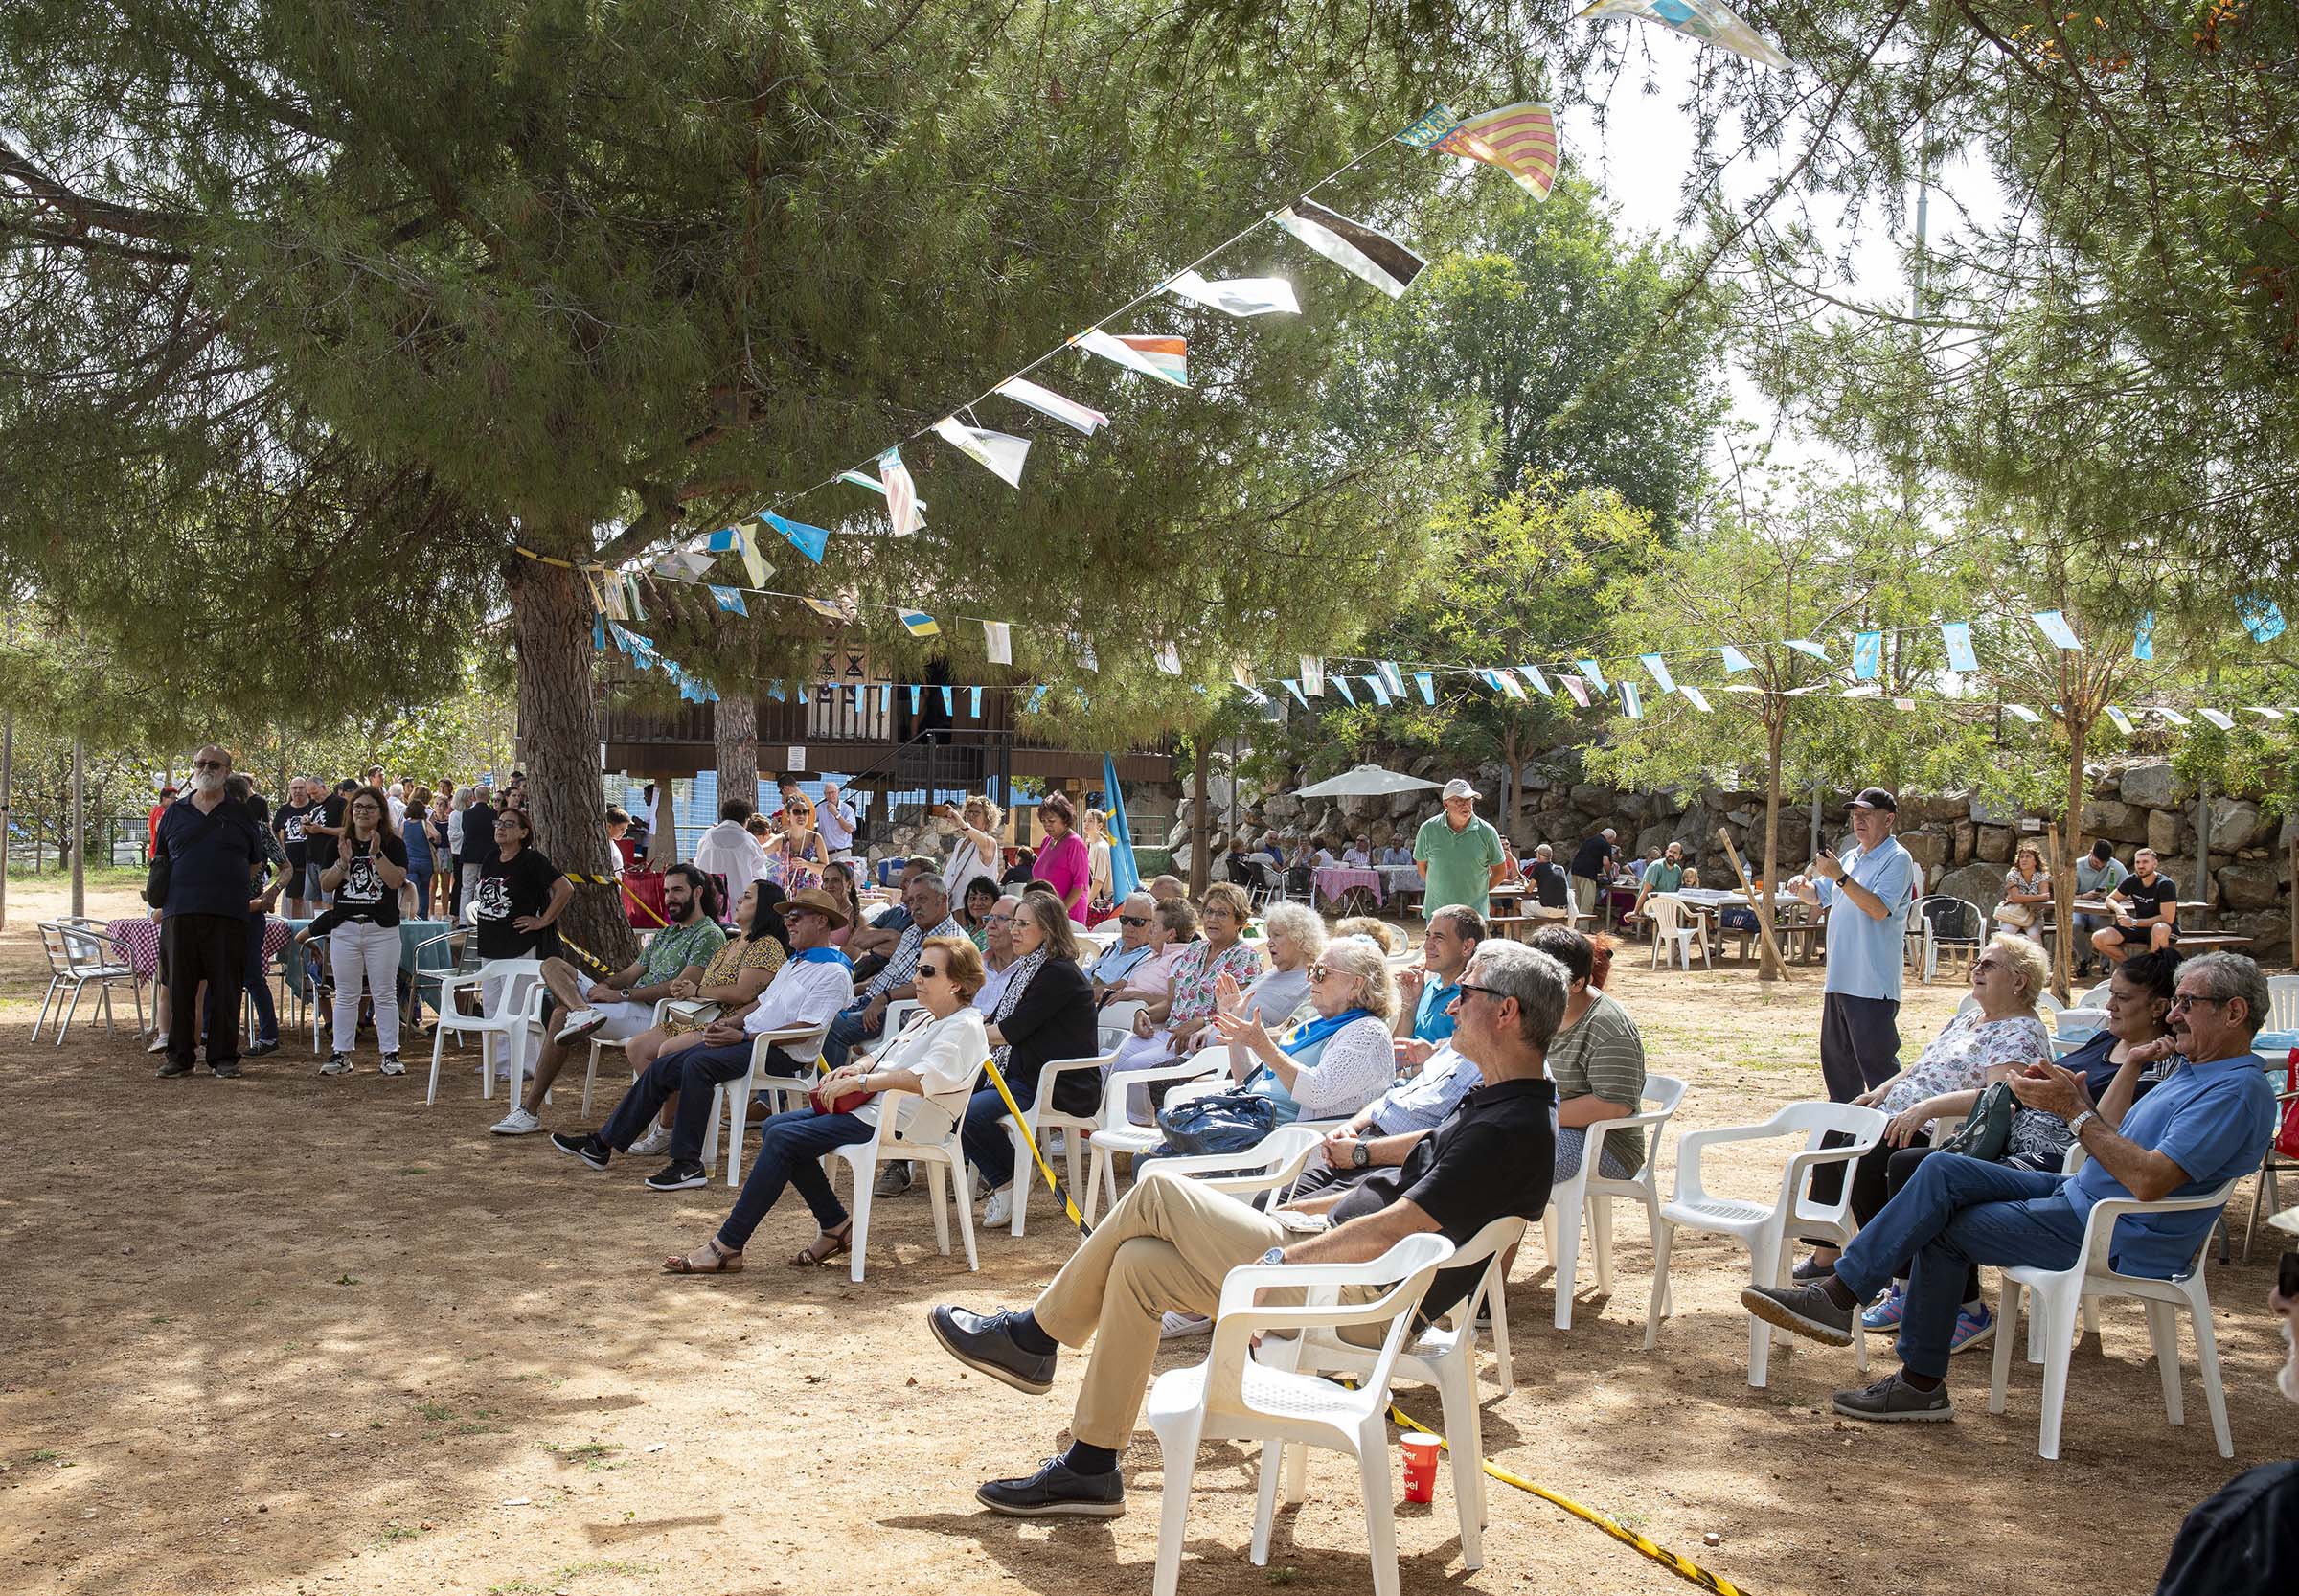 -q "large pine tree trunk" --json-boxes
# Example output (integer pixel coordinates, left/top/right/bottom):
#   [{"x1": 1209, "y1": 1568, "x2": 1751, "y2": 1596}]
[
  {"x1": 716, "y1": 682, "x2": 759, "y2": 816},
  {"x1": 1188, "y1": 737, "x2": 1210, "y2": 898},
  {"x1": 1759, "y1": 716, "x2": 1785, "y2": 981},
  {"x1": 509, "y1": 553, "x2": 639, "y2": 967}
]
